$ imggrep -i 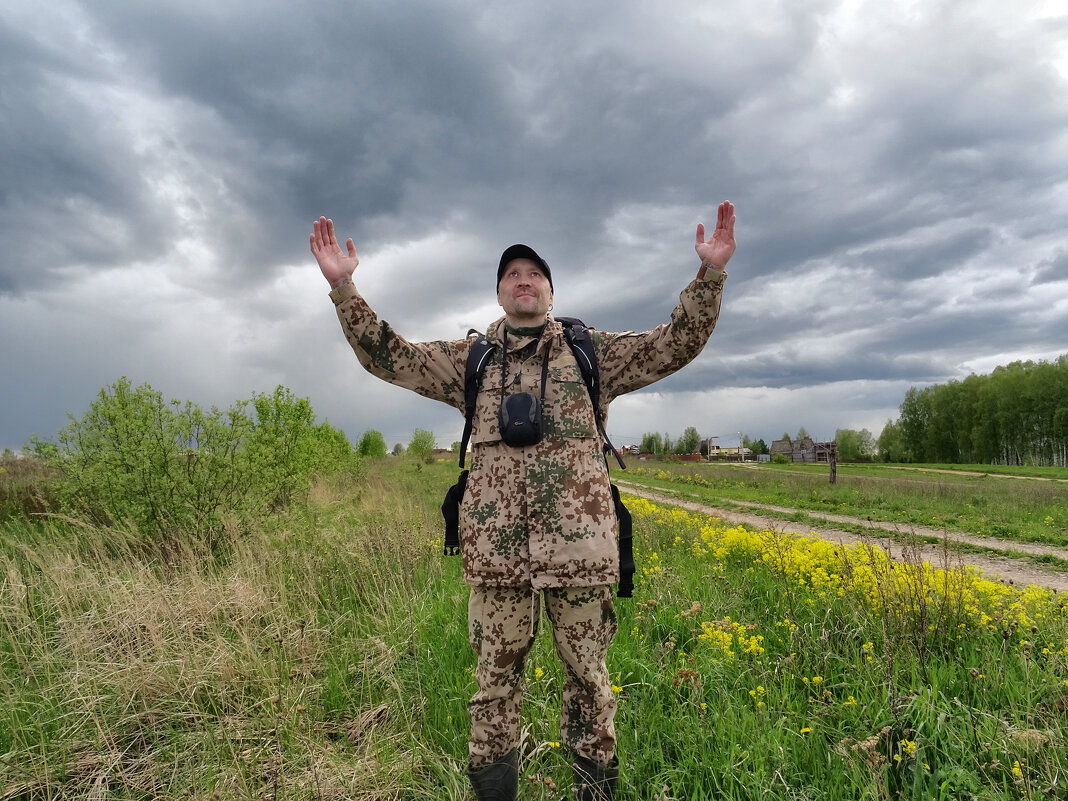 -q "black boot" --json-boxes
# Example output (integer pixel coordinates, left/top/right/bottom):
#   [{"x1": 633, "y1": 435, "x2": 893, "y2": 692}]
[
  {"x1": 466, "y1": 748, "x2": 519, "y2": 801},
  {"x1": 573, "y1": 754, "x2": 618, "y2": 801}
]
